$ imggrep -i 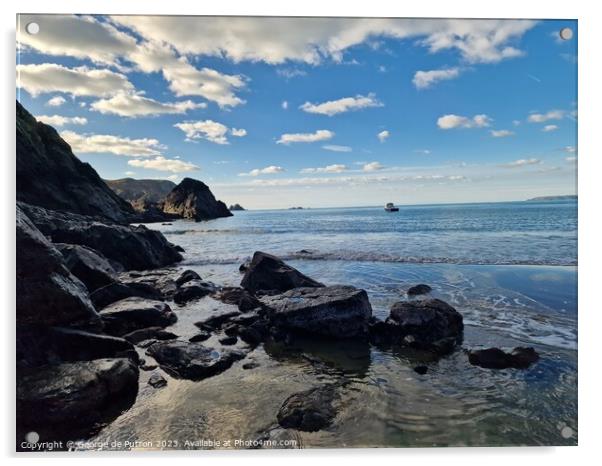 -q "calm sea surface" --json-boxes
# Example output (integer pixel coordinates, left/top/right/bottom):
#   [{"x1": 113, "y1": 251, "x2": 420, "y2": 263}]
[{"x1": 89, "y1": 200, "x2": 577, "y2": 448}]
